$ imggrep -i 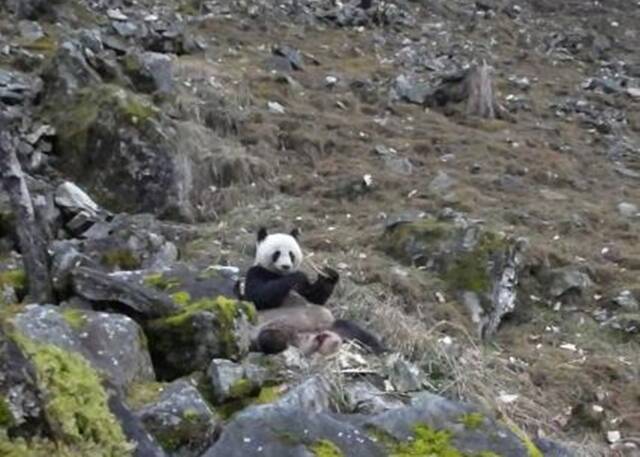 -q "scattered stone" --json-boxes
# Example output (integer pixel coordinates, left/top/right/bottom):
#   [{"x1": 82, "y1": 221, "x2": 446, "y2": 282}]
[
  {"x1": 343, "y1": 381, "x2": 405, "y2": 414},
  {"x1": 107, "y1": 8, "x2": 129, "y2": 21},
  {"x1": 18, "y1": 20, "x2": 44, "y2": 42},
  {"x1": 428, "y1": 170, "x2": 456, "y2": 195},
  {"x1": 546, "y1": 266, "x2": 593, "y2": 300},
  {"x1": 267, "y1": 101, "x2": 286, "y2": 114},
  {"x1": 272, "y1": 45, "x2": 304, "y2": 71},
  {"x1": 612, "y1": 290, "x2": 639, "y2": 311},
  {"x1": 123, "y1": 51, "x2": 174, "y2": 94},
  {"x1": 384, "y1": 353, "x2": 424, "y2": 392},
  {"x1": 626, "y1": 87, "x2": 640, "y2": 98},
  {"x1": 607, "y1": 430, "x2": 622, "y2": 444},
  {"x1": 618, "y1": 202, "x2": 639, "y2": 218},
  {"x1": 55, "y1": 181, "x2": 101, "y2": 218},
  {"x1": 391, "y1": 74, "x2": 430, "y2": 104},
  {"x1": 207, "y1": 359, "x2": 249, "y2": 403}
]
